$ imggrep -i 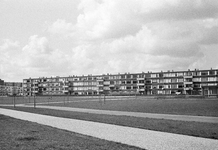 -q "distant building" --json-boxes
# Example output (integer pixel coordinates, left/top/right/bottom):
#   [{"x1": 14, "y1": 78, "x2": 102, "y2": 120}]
[
  {"x1": 23, "y1": 68, "x2": 218, "y2": 97},
  {"x1": 4, "y1": 82, "x2": 23, "y2": 96},
  {"x1": 0, "y1": 79, "x2": 5, "y2": 96}
]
